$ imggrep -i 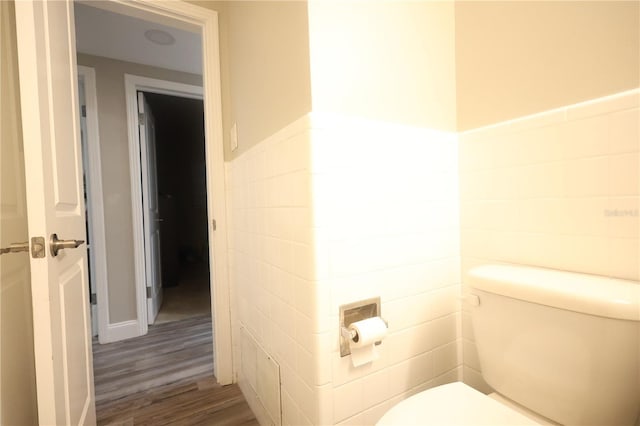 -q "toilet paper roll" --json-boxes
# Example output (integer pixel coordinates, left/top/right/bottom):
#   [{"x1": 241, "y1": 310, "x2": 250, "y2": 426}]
[
  {"x1": 350, "y1": 343, "x2": 379, "y2": 367},
  {"x1": 348, "y1": 317, "x2": 388, "y2": 349},
  {"x1": 348, "y1": 317, "x2": 387, "y2": 367}
]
